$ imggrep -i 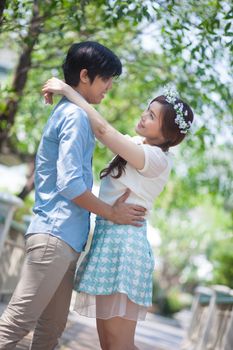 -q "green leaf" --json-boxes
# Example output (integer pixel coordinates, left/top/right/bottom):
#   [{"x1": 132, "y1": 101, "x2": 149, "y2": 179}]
[{"x1": 224, "y1": 22, "x2": 231, "y2": 33}]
